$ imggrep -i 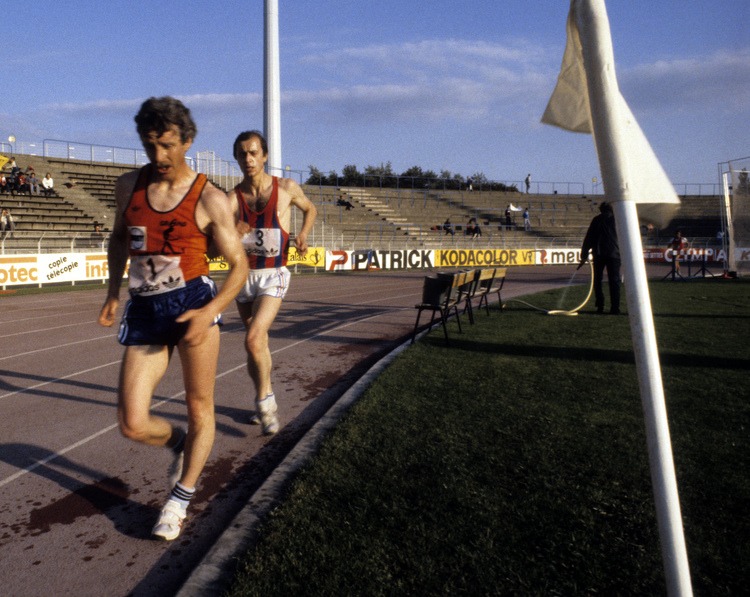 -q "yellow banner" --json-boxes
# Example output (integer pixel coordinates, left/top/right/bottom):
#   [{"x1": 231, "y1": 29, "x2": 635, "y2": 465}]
[
  {"x1": 207, "y1": 247, "x2": 326, "y2": 273},
  {"x1": 288, "y1": 246, "x2": 326, "y2": 268},
  {"x1": 0, "y1": 154, "x2": 9, "y2": 170},
  {"x1": 436, "y1": 248, "x2": 537, "y2": 268}
]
